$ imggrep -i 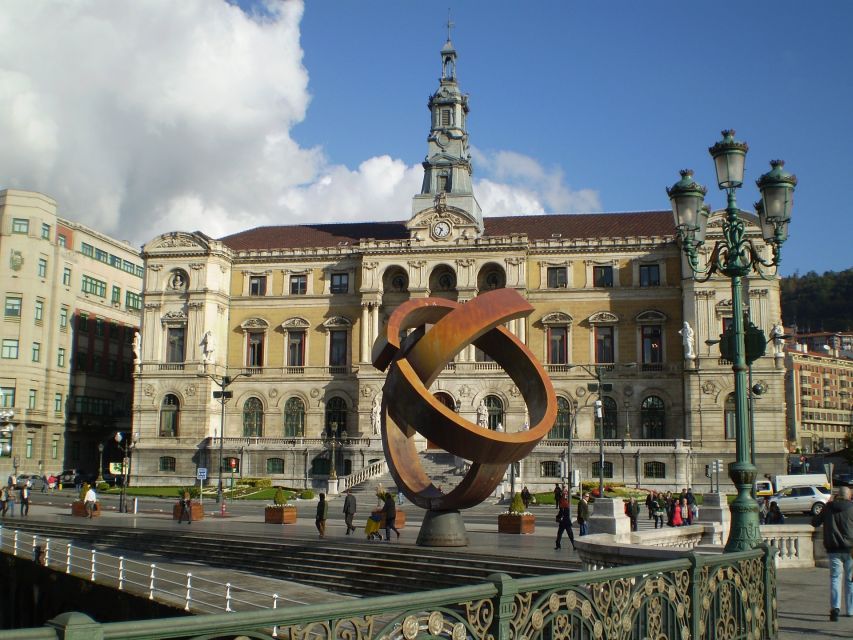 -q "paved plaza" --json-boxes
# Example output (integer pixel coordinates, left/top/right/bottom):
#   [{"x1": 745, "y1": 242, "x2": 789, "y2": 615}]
[{"x1": 3, "y1": 493, "x2": 852, "y2": 637}]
